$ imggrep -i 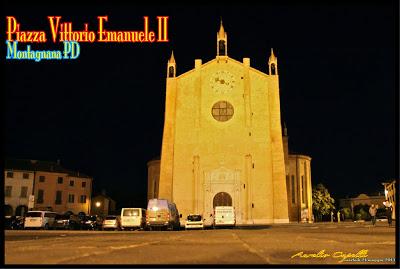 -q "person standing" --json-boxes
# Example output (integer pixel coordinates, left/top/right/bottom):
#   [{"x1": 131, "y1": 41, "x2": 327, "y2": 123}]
[
  {"x1": 369, "y1": 204, "x2": 377, "y2": 226},
  {"x1": 383, "y1": 200, "x2": 393, "y2": 227}
]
